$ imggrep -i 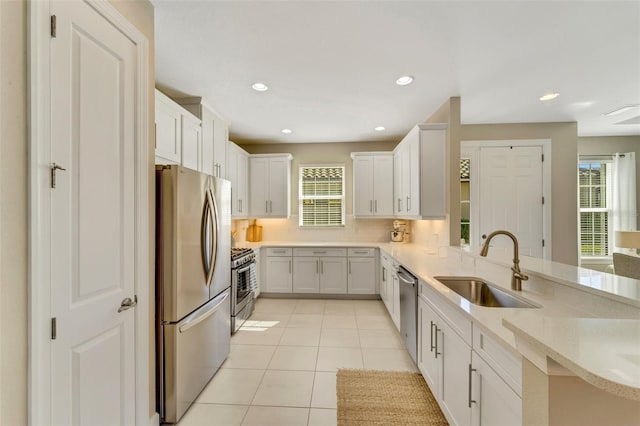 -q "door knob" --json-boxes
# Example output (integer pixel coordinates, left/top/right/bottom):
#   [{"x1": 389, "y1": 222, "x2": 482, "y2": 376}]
[{"x1": 118, "y1": 295, "x2": 138, "y2": 313}]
